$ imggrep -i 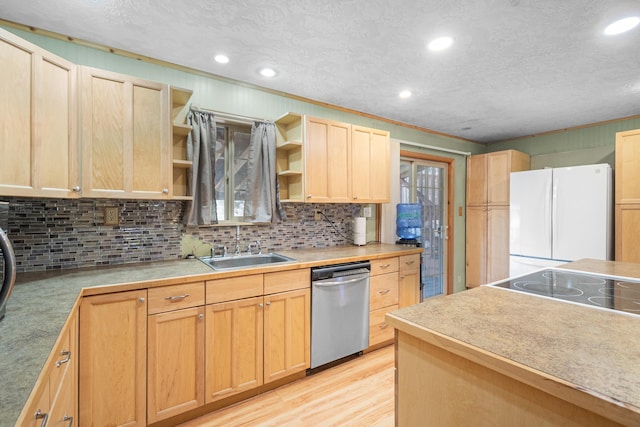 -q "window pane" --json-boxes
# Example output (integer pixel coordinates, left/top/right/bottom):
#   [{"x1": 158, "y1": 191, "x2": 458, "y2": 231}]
[
  {"x1": 215, "y1": 126, "x2": 226, "y2": 221},
  {"x1": 232, "y1": 130, "x2": 251, "y2": 219}
]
